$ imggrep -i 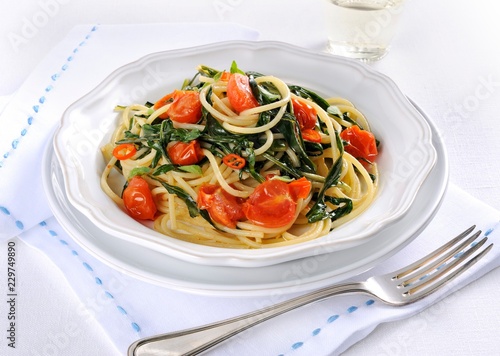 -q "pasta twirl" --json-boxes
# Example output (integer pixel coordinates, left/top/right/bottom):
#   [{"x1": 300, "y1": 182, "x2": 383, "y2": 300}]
[{"x1": 100, "y1": 62, "x2": 380, "y2": 249}]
